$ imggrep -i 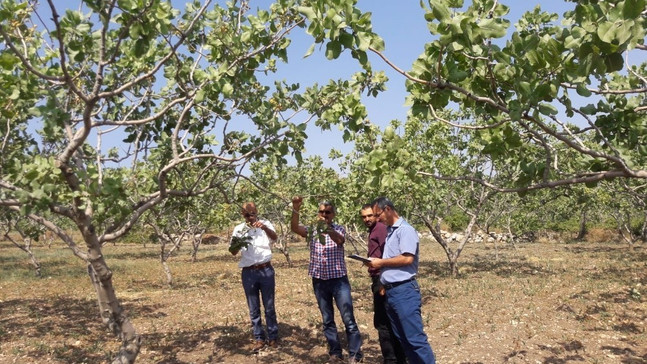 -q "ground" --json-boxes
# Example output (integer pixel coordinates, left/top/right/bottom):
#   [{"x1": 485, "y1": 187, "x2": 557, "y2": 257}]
[{"x1": 0, "y1": 236, "x2": 646, "y2": 363}]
